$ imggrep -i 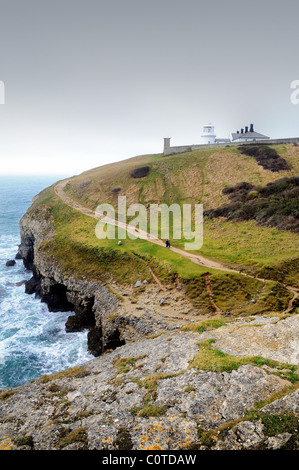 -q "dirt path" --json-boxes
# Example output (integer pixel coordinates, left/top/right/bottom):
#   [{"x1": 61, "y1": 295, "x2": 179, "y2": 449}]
[
  {"x1": 54, "y1": 179, "x2": 235, "y2": 273},
  {"x1": 284, "y1": 287, "x2": 299, "y2": 314},
  {"x1": 54, "y1": 179, "x2": 298, "y2": 314},
  {"x1": 203, "y1": 273, "x2": 222, "y2": 314}
]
